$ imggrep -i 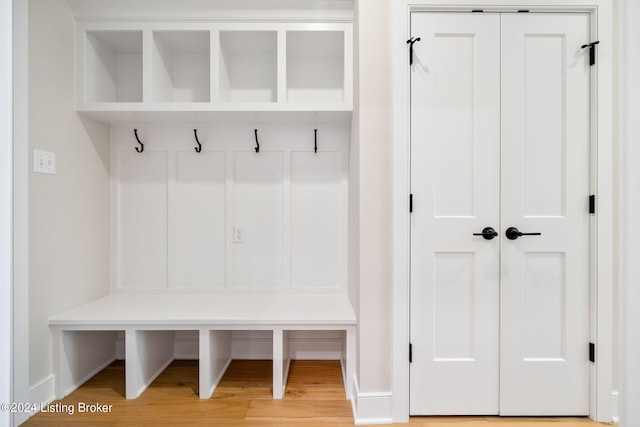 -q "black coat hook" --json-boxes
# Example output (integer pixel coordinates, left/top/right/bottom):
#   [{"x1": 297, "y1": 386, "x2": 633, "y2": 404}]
[
  {"x1": 134, "y1": 129, "x2": 144, "y2": 153},
  {"x1": 254, "y1": 129, "x2": 260, "y2": 153},
  {"x1": 193, "y1": 129, "x2": 202, "y2": 153},
  {"x1": 581, "y1": 40, "x2": 599, "y2": 66},
  {"x1": 407, "y1": 37, "x2": 421, "y2": 66},
  {"x1": 314, "y1": 129, "x2": 318, "y2": 153}
]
